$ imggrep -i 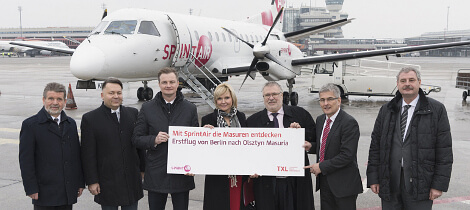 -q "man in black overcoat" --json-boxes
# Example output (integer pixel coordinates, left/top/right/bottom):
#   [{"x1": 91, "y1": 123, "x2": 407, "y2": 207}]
[
  {"x1": 132, "y1": 67, "x2": 198, "y2": 210},
  {"x1": 81, "y1": 78, "x2": 145, "y2": 210},
  {"x1": 19, "y1": 82, "x2": 85, "y2": 210},
  {"x1": 246, "y1": 81, "x2": 316, "y2": 210}
]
